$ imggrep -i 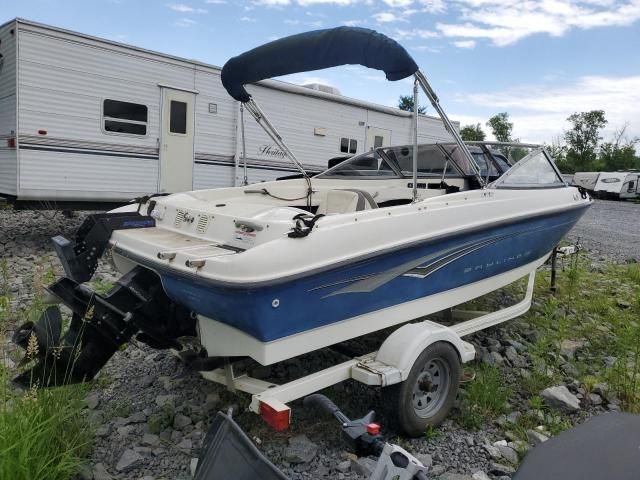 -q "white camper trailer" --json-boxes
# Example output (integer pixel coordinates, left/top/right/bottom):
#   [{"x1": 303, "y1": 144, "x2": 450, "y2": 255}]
[
  {"x1": 0, "y1": 19, "x2": 456, "y2": 209},
  {"x1": 572, "y1": 172, "x2": 601, "y2": 191},
  {"x1": 594, "y1": 171, "x2": 640, "y2": 200}
]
